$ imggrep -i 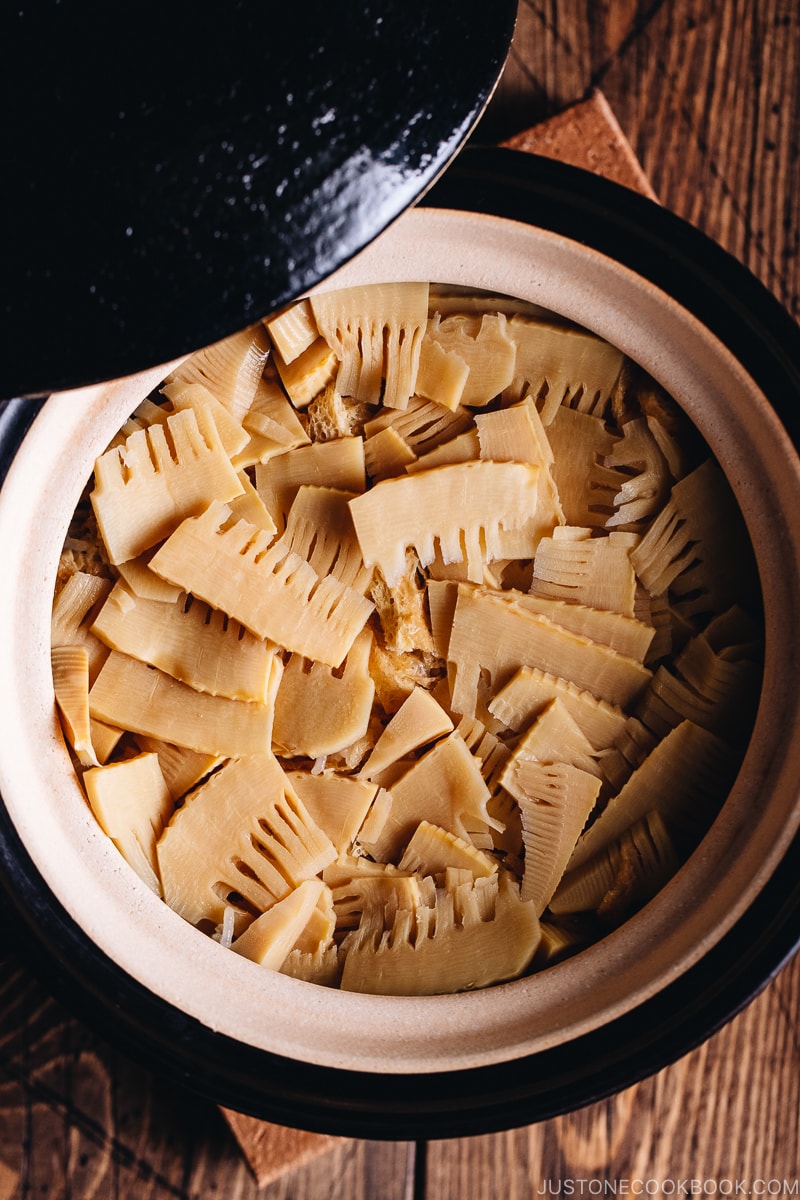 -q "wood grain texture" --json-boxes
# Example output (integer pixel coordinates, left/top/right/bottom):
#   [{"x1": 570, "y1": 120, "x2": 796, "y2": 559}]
[
  {"x1": 1, "y1": 2, "x2": 799, "y2": 1197},
  {"x1": 0, "y1": 942, "x2": 412, "y2": 1199},
  {"x1": 424, "y1": 953, "x2": 800, "y2": 1197}
]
